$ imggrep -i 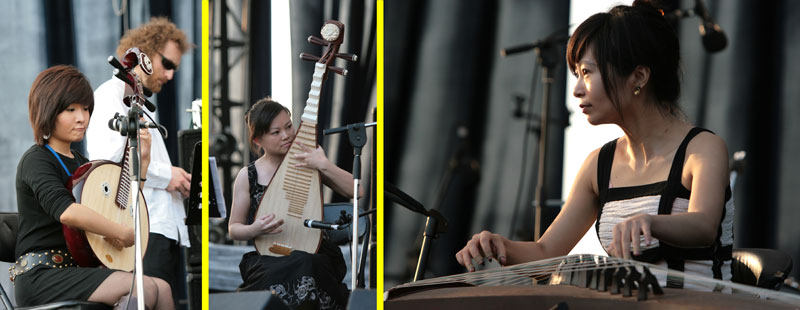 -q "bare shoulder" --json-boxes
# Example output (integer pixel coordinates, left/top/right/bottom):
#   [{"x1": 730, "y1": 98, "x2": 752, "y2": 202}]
[
  {"x1": 687, "y1": 131, "x2": 729, "y2": 160},
  {"x1": 233, "y1": 166, "x2": 249, "y2": 190},
  {"x1": 576, "y1": 146, "x2": 604, "y2": 195}
]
